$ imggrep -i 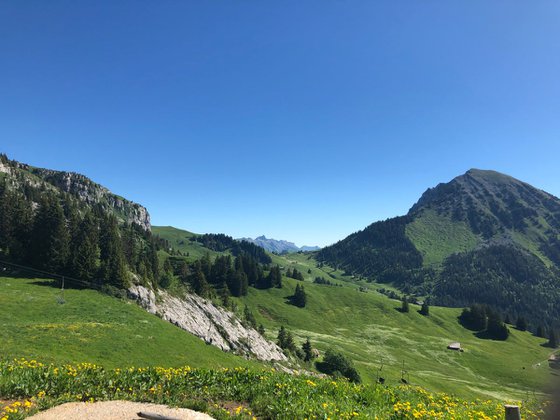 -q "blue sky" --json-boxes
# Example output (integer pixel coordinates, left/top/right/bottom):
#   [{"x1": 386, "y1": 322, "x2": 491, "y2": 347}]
[{"x1": 1, "y1": 1, "x2": 559, "y2": 247}]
